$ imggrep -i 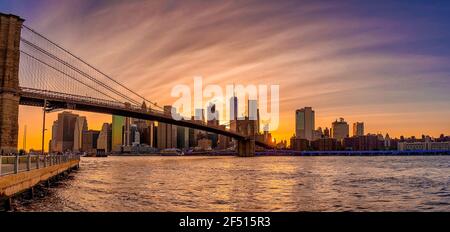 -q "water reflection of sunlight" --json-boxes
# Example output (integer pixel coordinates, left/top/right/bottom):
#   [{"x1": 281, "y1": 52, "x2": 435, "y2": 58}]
[{"x1": 18, "y1": 156, "x2": 450, "y2": 212}]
